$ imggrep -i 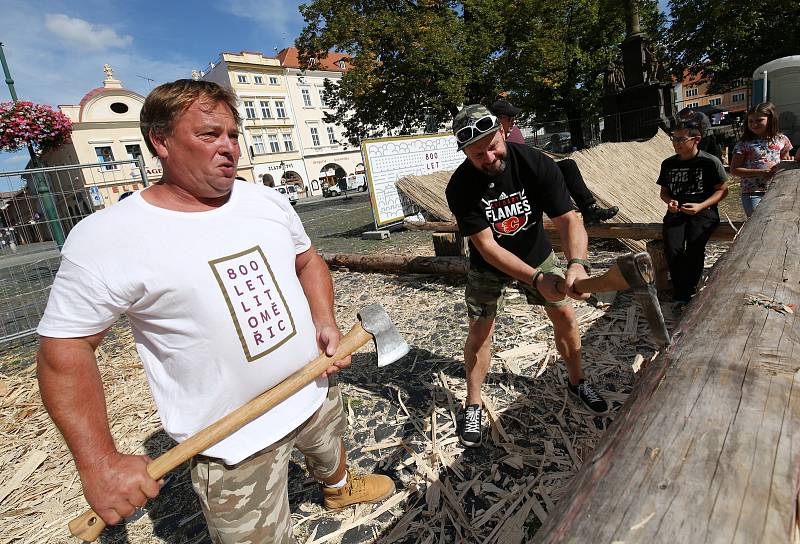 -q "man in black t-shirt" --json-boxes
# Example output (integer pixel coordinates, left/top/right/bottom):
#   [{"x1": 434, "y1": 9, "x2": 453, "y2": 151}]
[
  {"x1": 446, "y1": 104, "x2": 608, "y2": 448},
  {"x1": 658, "y1": 121, "x2": 728, "y2": 309}
]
